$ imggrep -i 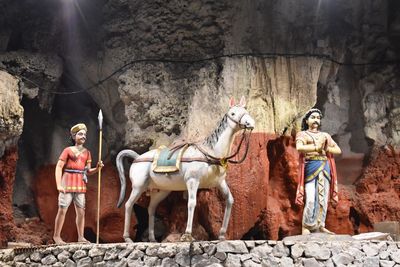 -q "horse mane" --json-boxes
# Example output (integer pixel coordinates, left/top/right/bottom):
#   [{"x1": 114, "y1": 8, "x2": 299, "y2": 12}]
[{"x1": 203, "y1": 114, "x2": 229, "y2": 149}]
